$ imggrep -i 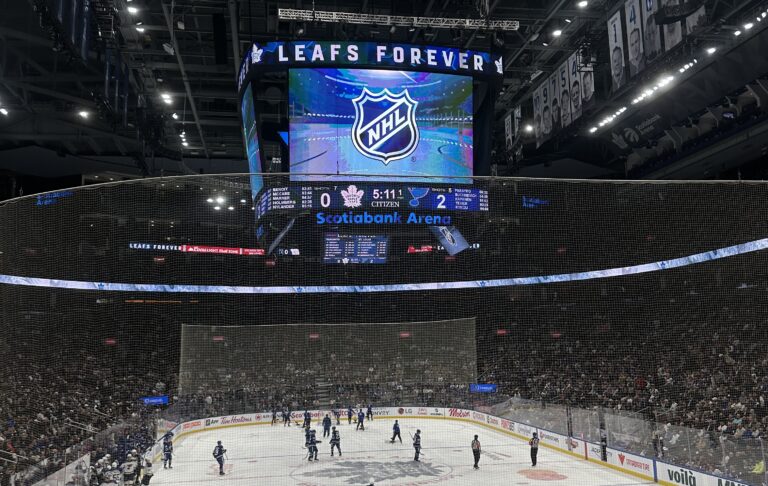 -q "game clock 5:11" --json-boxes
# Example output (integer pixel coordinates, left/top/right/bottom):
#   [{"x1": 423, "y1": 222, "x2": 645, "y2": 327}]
[{"x1": 372, "y1": 189, "x2": 403, "y2": 200}]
